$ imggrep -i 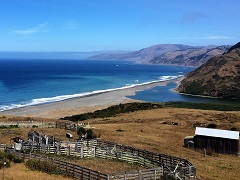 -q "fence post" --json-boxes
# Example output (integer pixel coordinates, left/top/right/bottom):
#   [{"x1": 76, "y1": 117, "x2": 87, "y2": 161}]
[
  {"x1": 98, "y1": 171, "x2": 100, "y2": 180},
  {"x1": 81, "y1": 167, "x2": 84, "y2": 179},
  {"x1": 66, "y1": 161, "x2": 68, "y2": 176},
  {"x1": 68, "y1": 145, "x2": 71, "y2": 156},
  {"x1": 72, "y1": 164, "x2": 75, "y2": 178},
  {"x1": 23, "y1": 152, "x2": 25, "y2": 161},
  {"x1": 81, "y1": 144, "x2": 84, "y2": 158},
  {"x1": 139, "y1": 170, "x2": 142, "y2": 180},
  {"x1": 154, "y1": 169, "x2": 156, "y2": 180},
  {"x1": 93, "y1": 146, "x2": 96, "y2": 157}
]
